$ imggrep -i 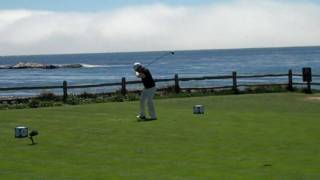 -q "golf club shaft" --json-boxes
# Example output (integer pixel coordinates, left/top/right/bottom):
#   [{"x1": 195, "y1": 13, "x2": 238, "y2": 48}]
[{"x1": 146, "y1": 52, "x2": 174, "y2": 67}]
